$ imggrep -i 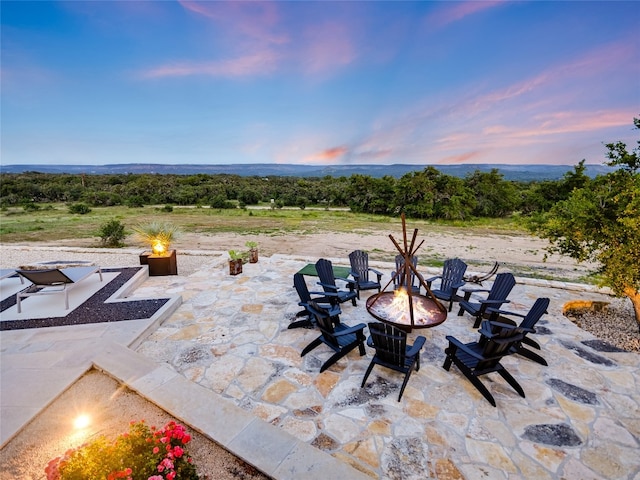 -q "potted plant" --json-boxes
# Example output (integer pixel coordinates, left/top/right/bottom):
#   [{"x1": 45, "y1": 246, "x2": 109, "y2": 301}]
[
  {"x1": 132, "y1": 221, "x2": 179, "y2": 256},
  {"x1": 245, "y1": 240, "x2": 259, "y2": 263},
  {"x1": 228, "y1": 250, "x2": 245, "y2": 275},
  {"x1": 133, "y1": 221, "x2": 180, "y2": 276}
]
